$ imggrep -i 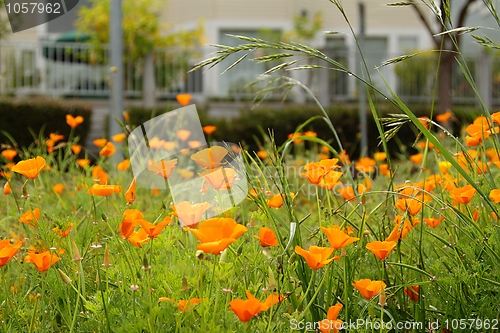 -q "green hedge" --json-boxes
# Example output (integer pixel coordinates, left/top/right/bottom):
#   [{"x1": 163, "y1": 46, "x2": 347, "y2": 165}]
[
  {"x1": 128, "y1": 103, "x2": 480, "y2": 158},
  {"x1": 0, "y1": 98, "x2": 92, "y2": 149}
]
